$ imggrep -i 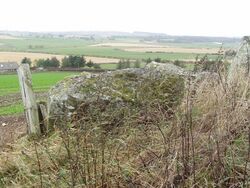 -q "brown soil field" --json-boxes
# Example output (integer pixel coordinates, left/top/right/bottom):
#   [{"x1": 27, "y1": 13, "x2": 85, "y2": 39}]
[
  {"x1": 0, "y1": 35, "x2": 21, "y2": 40},
  {"x1": 0, "y1": 52, "x2": 119, "y2": 64}
]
